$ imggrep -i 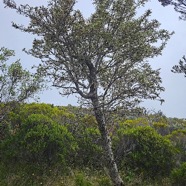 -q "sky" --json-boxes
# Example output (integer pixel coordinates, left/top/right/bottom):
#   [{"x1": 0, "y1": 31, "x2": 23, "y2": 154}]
[{"x1": 0, "y1": 0, "x2": 186, "y2": 118}]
